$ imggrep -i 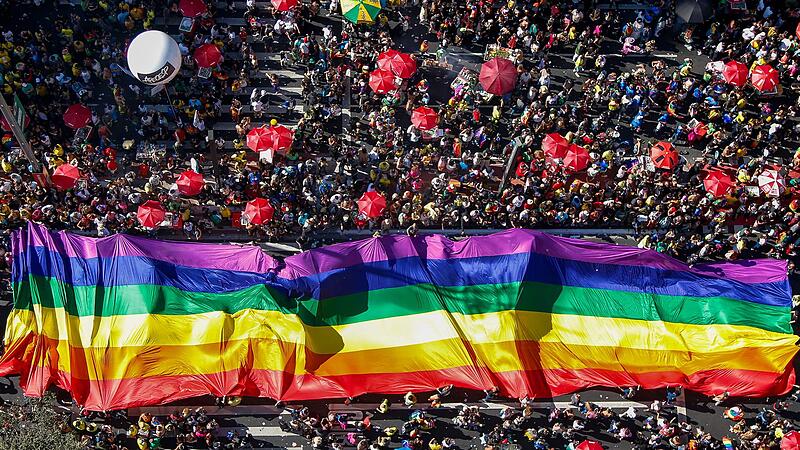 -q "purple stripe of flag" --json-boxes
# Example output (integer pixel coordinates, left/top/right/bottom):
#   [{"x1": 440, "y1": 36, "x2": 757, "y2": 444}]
[{"x1": 14, "y1": 223, "x2": 787, "y2": 285}]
